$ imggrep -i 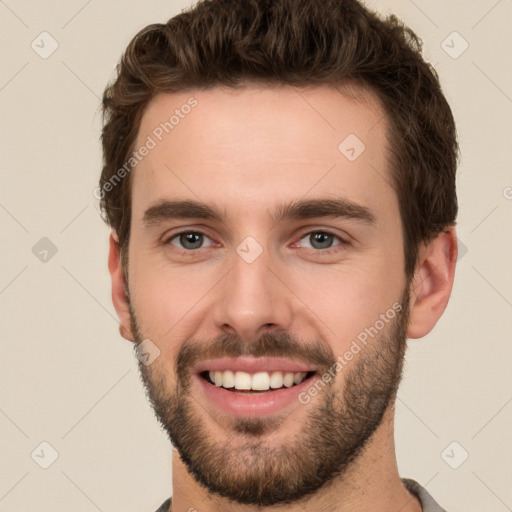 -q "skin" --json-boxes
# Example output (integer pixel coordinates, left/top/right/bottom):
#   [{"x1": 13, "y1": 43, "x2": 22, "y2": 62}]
[{"x1": 108, "y1": 84, "x2": 457, "y2": 511}]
